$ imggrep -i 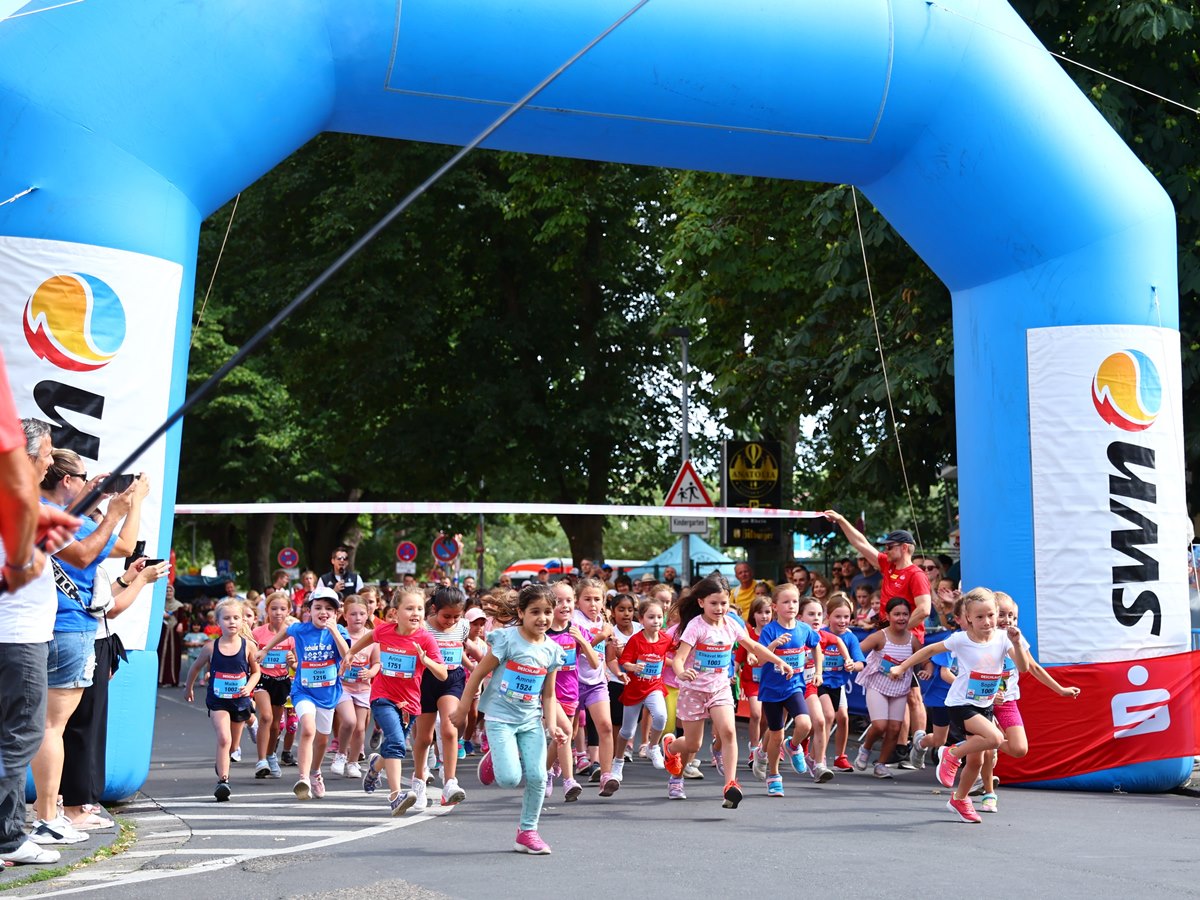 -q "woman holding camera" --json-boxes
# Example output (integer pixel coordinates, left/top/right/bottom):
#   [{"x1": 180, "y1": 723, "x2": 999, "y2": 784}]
[{"x1": 28, "y1": 451, "x2": 145, "y2": 845}]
